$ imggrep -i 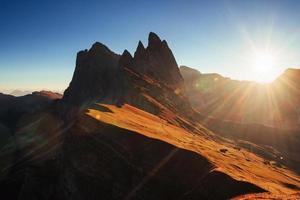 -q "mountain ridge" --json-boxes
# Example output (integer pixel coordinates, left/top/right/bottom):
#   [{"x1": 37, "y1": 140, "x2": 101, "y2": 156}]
[
  {"x1": 1, "y1": 33, "x2": 300, "y2": 200},
  {"x1": 180, "y1": 65, "x2": 300, "y2": 130}
]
